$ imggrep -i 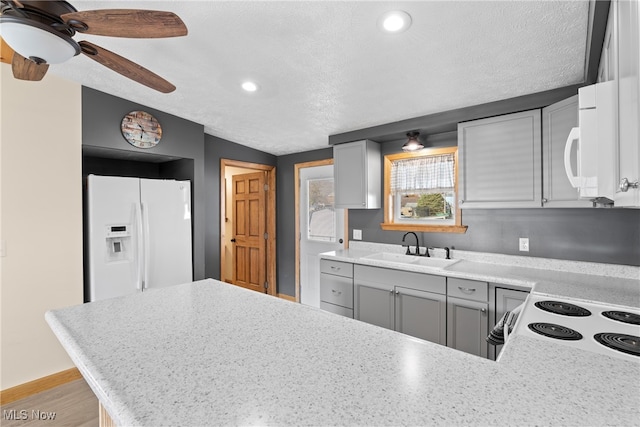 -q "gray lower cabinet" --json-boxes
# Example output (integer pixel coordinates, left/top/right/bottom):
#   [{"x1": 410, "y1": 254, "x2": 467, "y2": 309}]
[
  {"x1": 446, "y1": 278, "x2": 489, "y2": 358},
  {"x1": 354, "y1": 279, "x2": 394, "y2": 329},
  {"x1": 354, "y1": 265, "x2": 447, "y2": 345},
  {"x1": 319, "y1": 260, "x2": 354, "y2": 318},
  {"x1": 395, "y1": 287, "x2": 447, "y2": 345},
  {"x1": 493, "y1": 287, "x2": 530, "y2": 359}
]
